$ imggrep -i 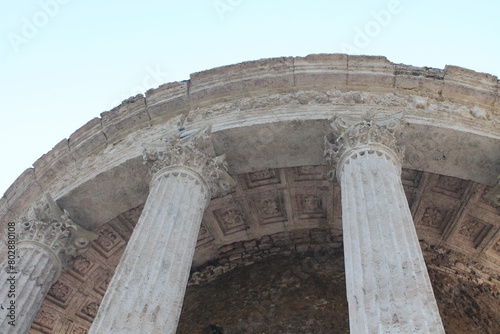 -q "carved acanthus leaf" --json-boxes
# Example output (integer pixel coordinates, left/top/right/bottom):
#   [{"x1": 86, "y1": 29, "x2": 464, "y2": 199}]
[
  {"x1": 17, "y1": 220, "x2": 71, "y2": 262},
  {"x1": 45, "y1": 193, "x2": 98, "y2": 250},
  {"x1": 143, "y1": 125, "x2": 236, "y2": 198},
  {"x1": 324, "y1": 111, "x2": 405, "y2": 179}
]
